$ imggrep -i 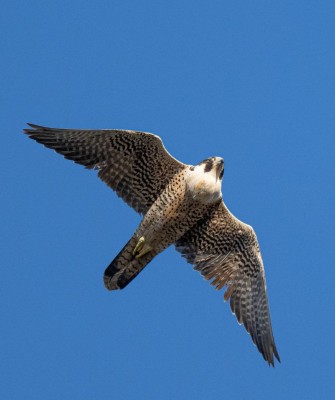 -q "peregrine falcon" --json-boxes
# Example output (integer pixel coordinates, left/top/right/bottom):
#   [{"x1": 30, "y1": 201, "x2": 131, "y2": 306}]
[{"x1": 23, "y1": 123, "x2": 280, "y2": 366}]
